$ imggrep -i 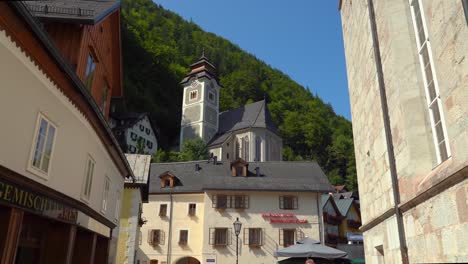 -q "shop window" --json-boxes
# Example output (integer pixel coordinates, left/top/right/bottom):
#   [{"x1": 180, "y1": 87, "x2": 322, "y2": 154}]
[
  {"x1": 30, "y1": 114, "x2": 56, "y2": 175},
  {"x1": 279, "y1": 196, "x2": 298, "y2": 210},
  {"x1": 188, "y1": 203, "x2": 196, "y2": 216},
  {"x1": 84, "y1": 54, "x2": 96, "y2": 90},
  {"x1": 81, "y1": 155, "x2": 95, "y2": 201},
  {"x1": 179, "y1": 230, "x2": 188, "y2": 245},
  {"x1": 159, "y1": 204, "x2": 167, "y2": 216},
  {"x1": 244, "y1": 228, "x2": 263, "y2": 247},
  {"x1": 209, "y1": 228, "x2": 230, "y2": 246},
  {"x1": 101, "y1": 177, "x2": 110, "y2": 213}
]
